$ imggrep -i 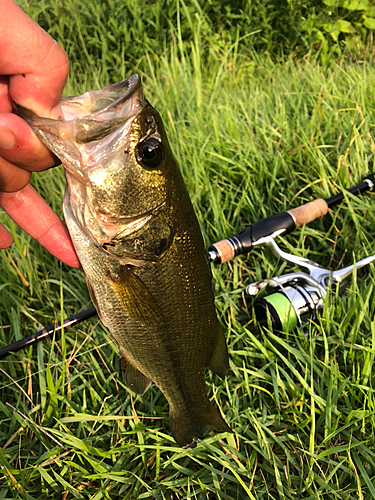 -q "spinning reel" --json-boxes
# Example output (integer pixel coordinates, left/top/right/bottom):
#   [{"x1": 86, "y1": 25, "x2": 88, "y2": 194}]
[
  {"x1": 208, "y1": 172, "x2": 375, "y2": 333},
  {"x1": 246, "y1": 235, "x2": 375, "y2": 332}
]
